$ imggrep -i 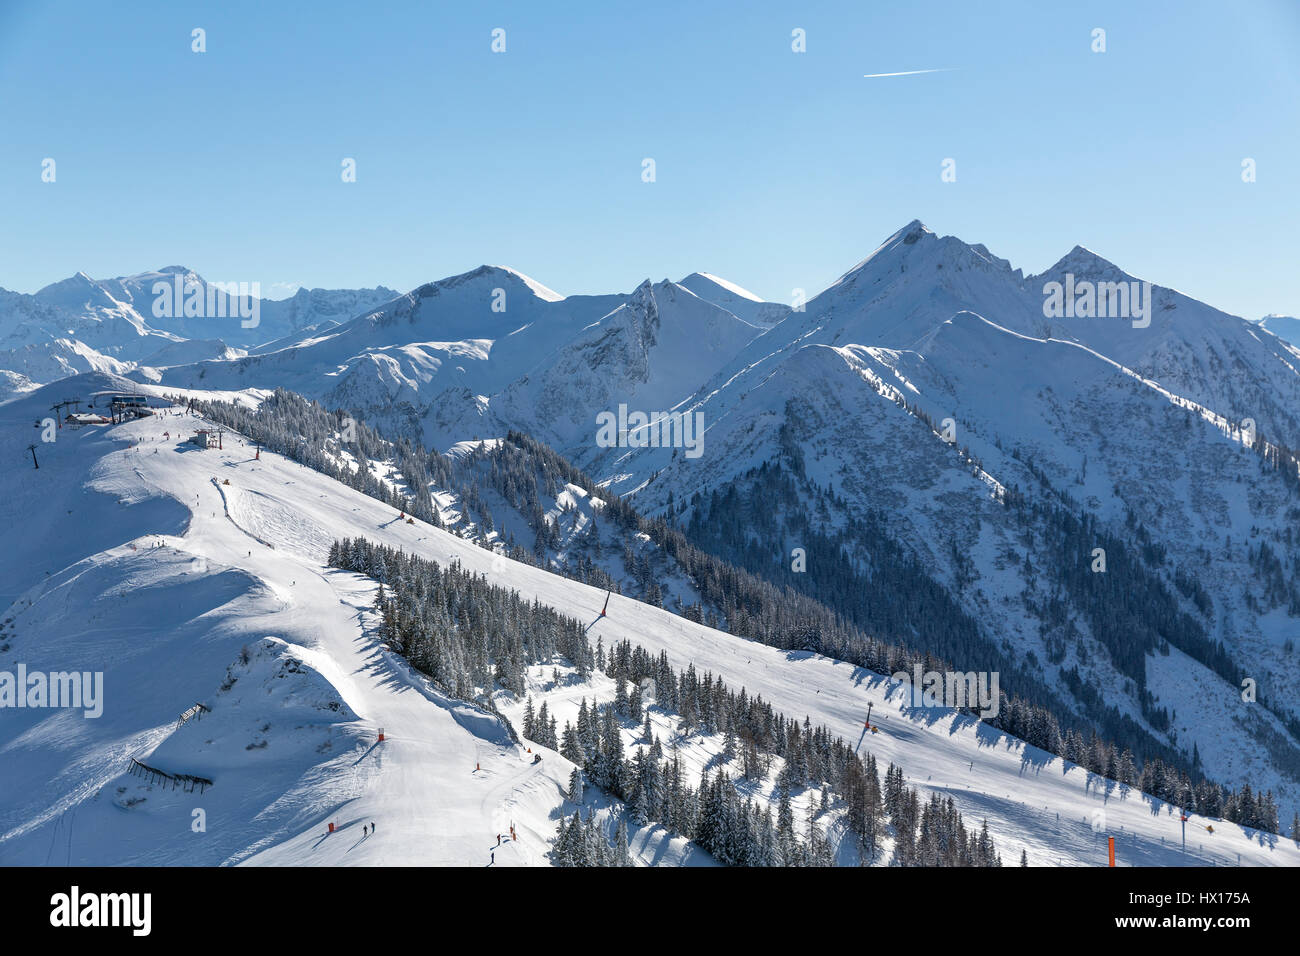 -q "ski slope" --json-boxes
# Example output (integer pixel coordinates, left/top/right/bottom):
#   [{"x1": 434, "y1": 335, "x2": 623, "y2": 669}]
[
  {"x1": 0, "y1": 375, "x2": 1295, "y2": 866},
  {"x1": 0, "y1": 379, "x2": 699, "y2": 866}
]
